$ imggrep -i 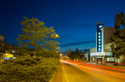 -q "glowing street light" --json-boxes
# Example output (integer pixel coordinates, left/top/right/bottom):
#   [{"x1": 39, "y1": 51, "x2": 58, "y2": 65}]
[
  {"x1": 51, "y1": 34, "x2": 59, "y2": 42},
  {"x1": 60, "y1": 53, "x2": 62, "y2": 58},
  {"x1": 55, "y1": 34, "x2": 59, "y2": 37},
  {"x1": 5, "y1": 53, "x2": 7, "y2": 60},
  {"x1": 51, "y1": 34, "x2": 59, "y2": 38}
]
